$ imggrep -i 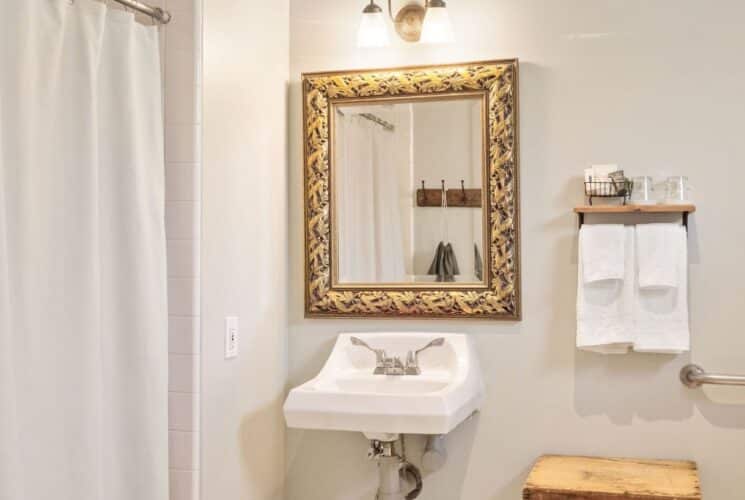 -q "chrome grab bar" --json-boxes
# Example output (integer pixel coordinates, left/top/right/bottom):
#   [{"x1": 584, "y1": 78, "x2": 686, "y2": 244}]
[{"x1": 680, "y1": 364, "x2": 745, "y2": 388}]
